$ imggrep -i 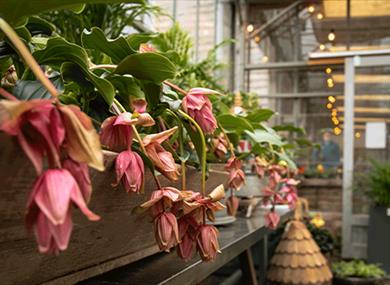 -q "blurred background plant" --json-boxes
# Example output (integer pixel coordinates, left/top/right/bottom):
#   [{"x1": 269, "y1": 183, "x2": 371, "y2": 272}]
[{"x1": 332, "y1": 260, "x2": 386, "y2": 279}]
